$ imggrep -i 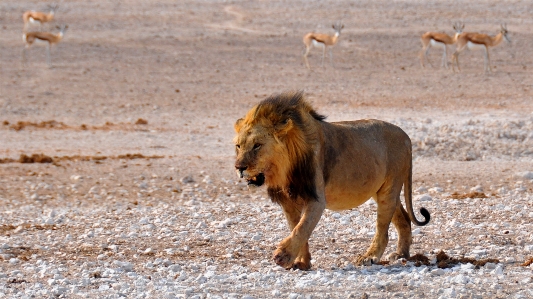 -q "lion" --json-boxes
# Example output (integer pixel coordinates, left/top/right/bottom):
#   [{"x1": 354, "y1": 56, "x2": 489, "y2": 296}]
[{"x1": 233, "y1": 91, "x2": 430, "y2": 270}]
